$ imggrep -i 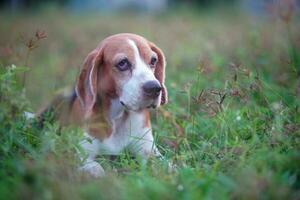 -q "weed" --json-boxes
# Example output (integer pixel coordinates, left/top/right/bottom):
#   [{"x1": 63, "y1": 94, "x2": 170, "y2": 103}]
[{"x1": 0, "y1": 7, "x2": 300, "y2": 199}]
